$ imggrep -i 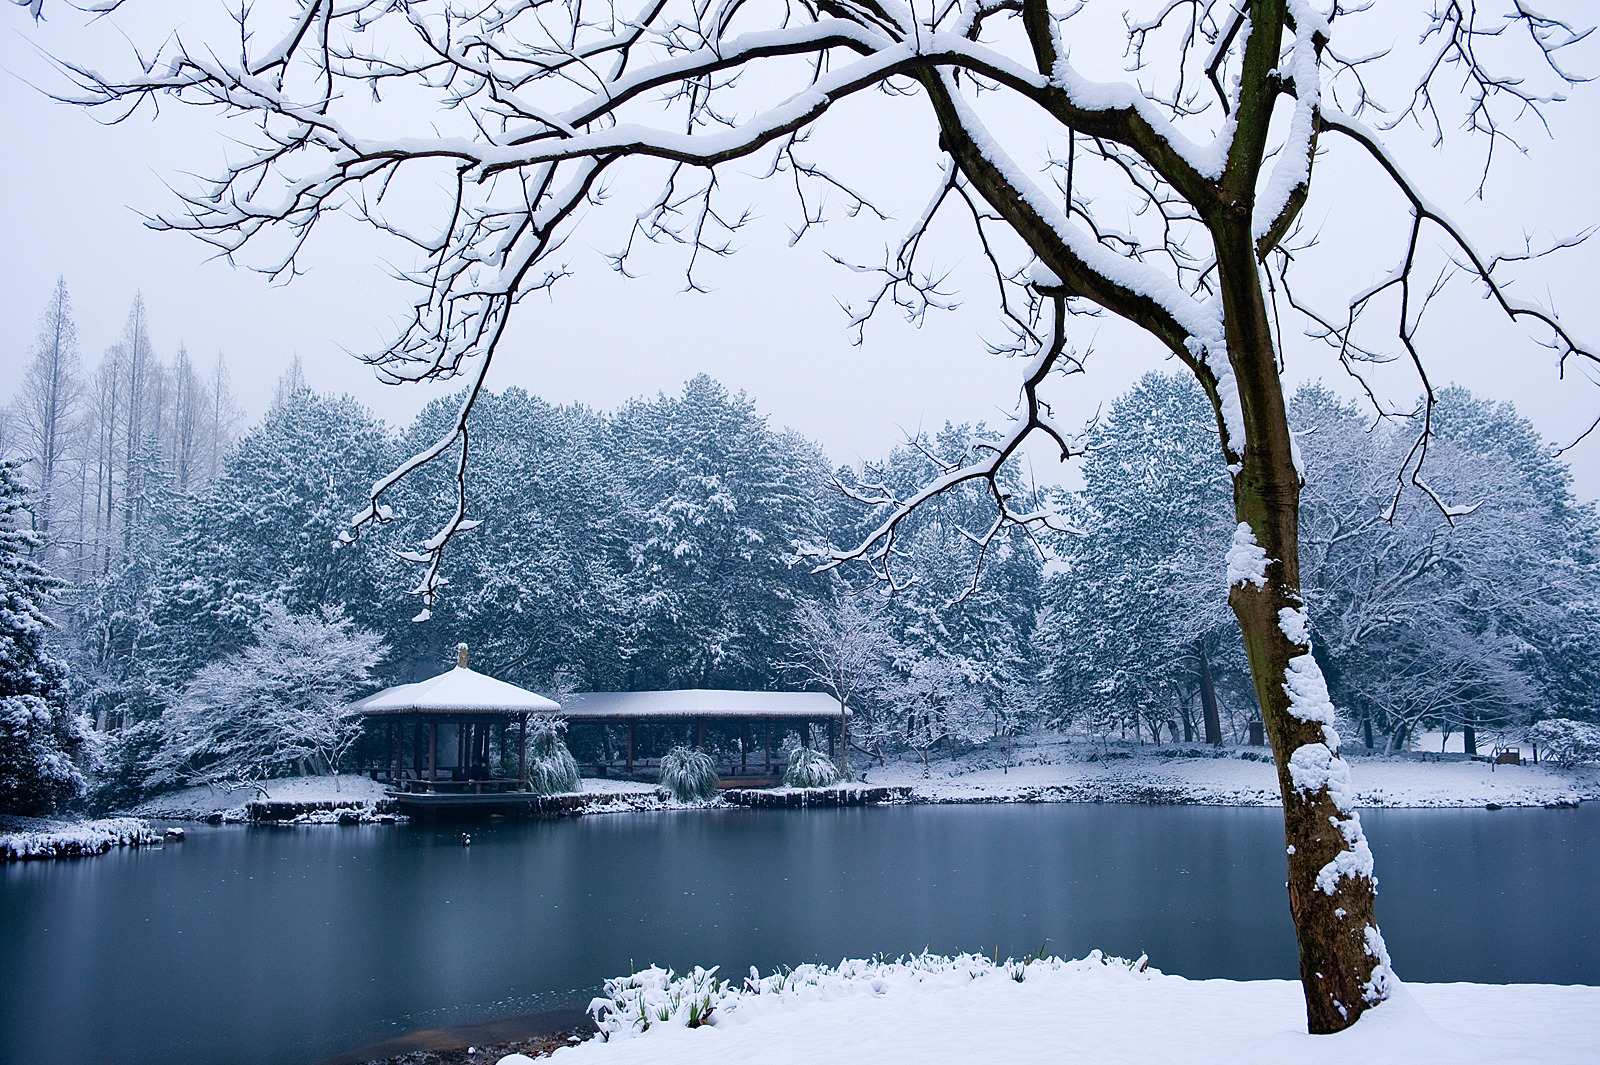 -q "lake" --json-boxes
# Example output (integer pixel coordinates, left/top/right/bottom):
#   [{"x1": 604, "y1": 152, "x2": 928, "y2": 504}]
[{"x1": 2, "y1": 803, "x2": 1594, "y2": 1065}]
